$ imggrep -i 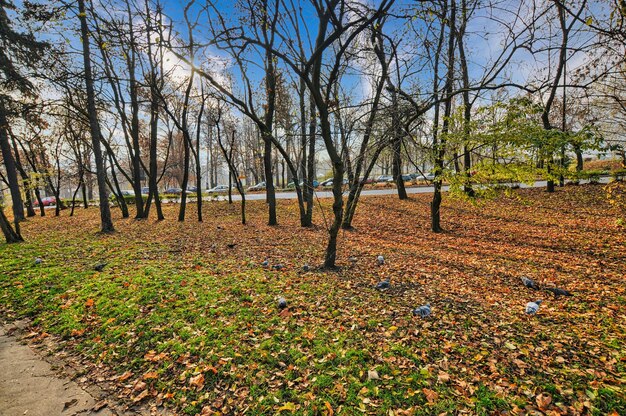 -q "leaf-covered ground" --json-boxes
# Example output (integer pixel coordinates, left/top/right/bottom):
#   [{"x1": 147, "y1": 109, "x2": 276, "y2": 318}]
[{"x1": 1, "y1": 184, "x2": 625, "y2": 415}]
